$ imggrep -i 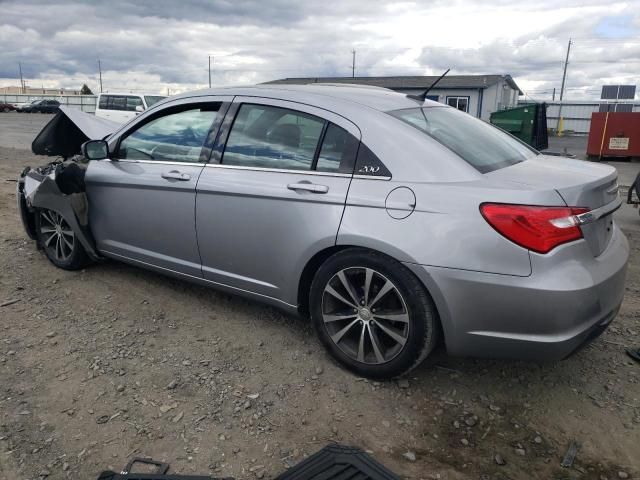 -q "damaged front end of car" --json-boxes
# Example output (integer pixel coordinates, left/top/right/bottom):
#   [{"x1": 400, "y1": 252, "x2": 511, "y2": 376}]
[{"x1": 17, "y1": 106, "x2": 119, "y2": 261}]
